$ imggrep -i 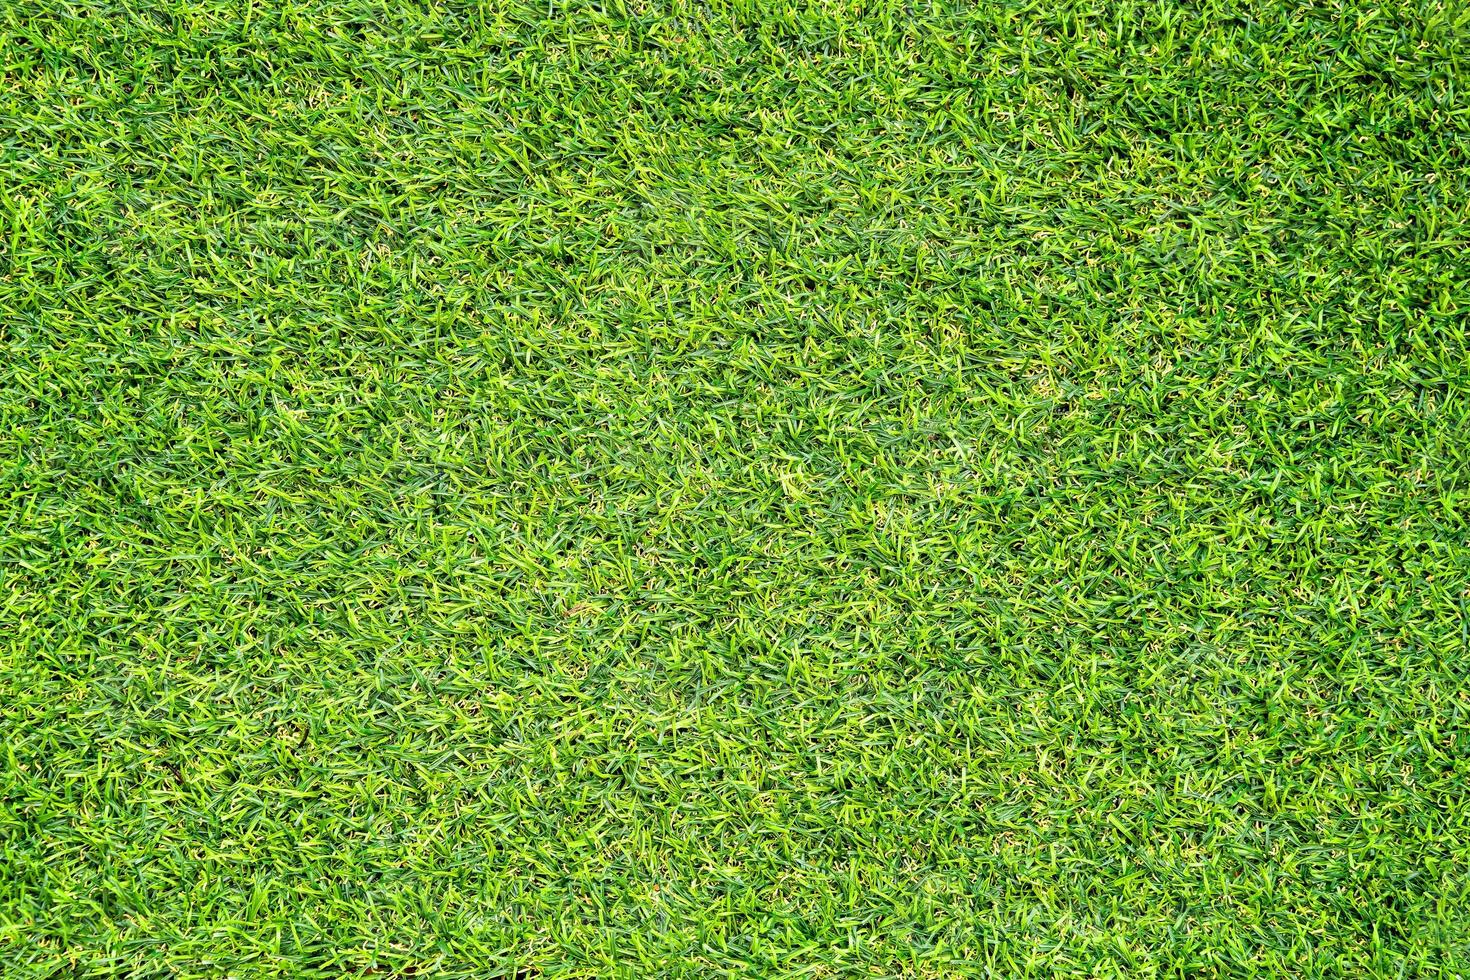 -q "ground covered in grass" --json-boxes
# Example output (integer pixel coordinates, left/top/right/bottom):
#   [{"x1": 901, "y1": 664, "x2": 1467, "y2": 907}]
[{"x1": 2, "y1": 0, "x2": 1469, "y2": 976}]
